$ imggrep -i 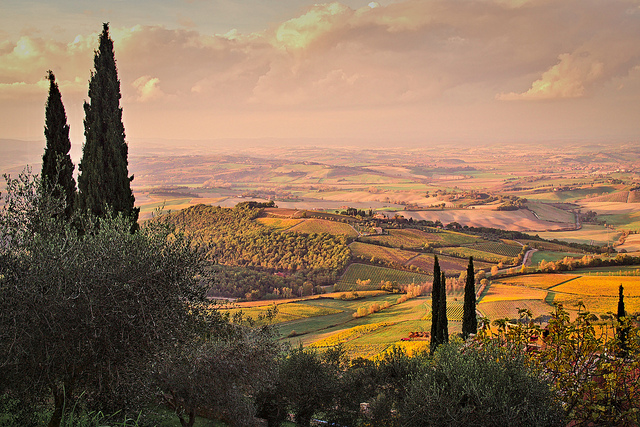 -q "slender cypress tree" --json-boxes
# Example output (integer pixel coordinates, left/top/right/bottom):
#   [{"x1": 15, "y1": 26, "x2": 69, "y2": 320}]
[
  {"x1": 617, "y1": 284, "x2": 628, "y2": 356},
  {"x1": 78, "y1": 23, "x2": 139, "y2": 227},
  {"x1": 42, "y1": 70, "x2": 76, "y2": 219},
  {"x1": 438, "y1": 271, "x2": 449, "y2": 345},
  {"x1": 430, "y1": 256, "x2": 441, "y2": 353},
  {"x1": 462, "y1": 256, "x2": 477, "y2": 339}
]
